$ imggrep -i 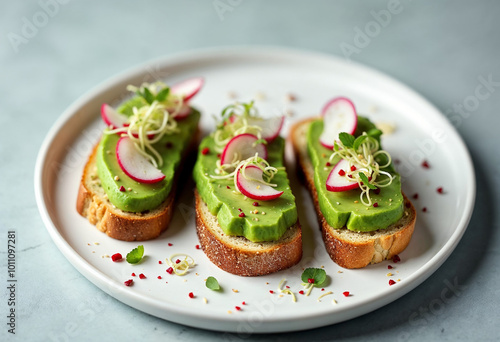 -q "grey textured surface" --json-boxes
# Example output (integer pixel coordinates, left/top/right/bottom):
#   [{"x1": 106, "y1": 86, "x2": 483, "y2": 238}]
[{"x1": 1, "y1": 0, "x2": 499, "y2": 341}]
